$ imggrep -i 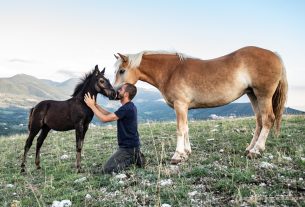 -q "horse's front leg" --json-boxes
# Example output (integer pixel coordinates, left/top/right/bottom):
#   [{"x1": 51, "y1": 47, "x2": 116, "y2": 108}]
[
  {"x1": 75, "y1": 122, "x2": 87, "y2": 173},
  {"x1": 184, "y1": 125, "x2": 191, "y2": 155},
  {"x1": 171, "y1": 102, "x2": 189, "y2": 164}
]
